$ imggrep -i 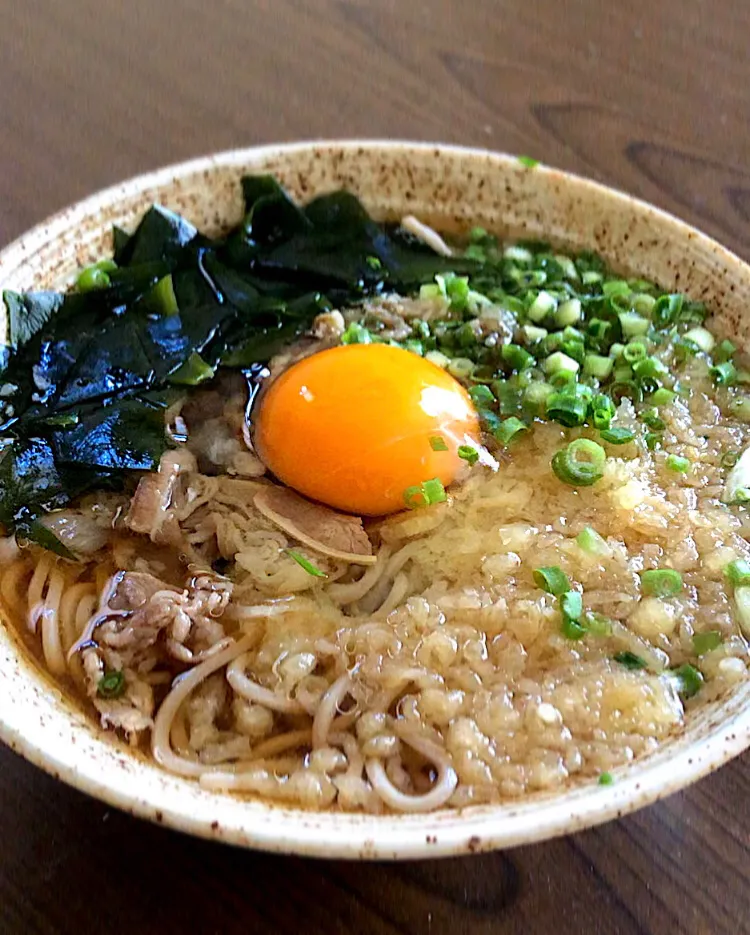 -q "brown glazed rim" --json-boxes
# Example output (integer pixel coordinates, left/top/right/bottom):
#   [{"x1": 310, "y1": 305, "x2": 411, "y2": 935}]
[{"x1": 0, "y1": 141, "x2": 749, "y2": 860}]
